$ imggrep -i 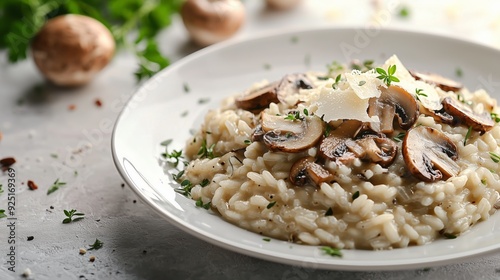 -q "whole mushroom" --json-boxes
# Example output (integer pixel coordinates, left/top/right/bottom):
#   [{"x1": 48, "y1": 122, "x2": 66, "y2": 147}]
[
  {"x1": 31, "y1": 14, "x2": 115, "y2": 87},
  {"x1": 180, "y1": 0, "x2": 246, "y2": 46}
]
